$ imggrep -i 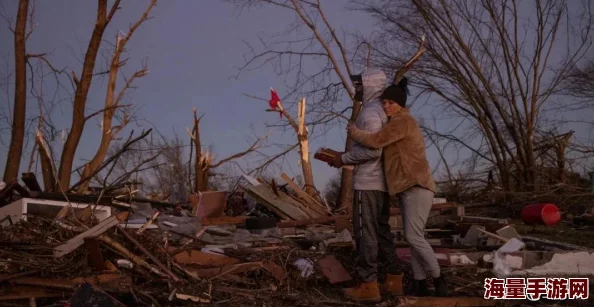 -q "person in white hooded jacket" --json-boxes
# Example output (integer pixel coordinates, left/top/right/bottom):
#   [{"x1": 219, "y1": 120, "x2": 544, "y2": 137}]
[{"x1": 329, "y1": 67, "x2": 402, "y2": 302}]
